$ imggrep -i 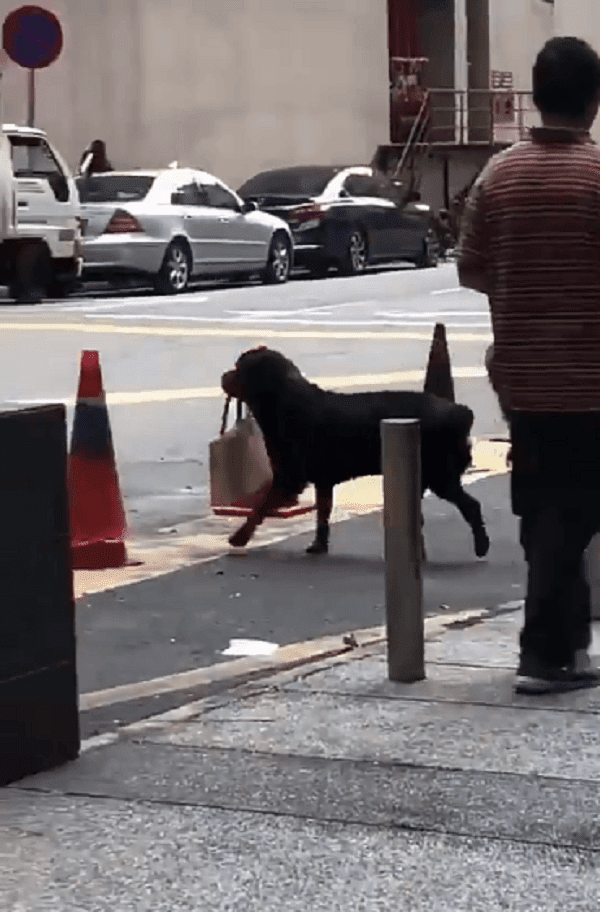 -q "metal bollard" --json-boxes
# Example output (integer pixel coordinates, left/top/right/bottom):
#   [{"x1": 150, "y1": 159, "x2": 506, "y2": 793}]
[{"x1": 381, "y1": 418, "x2": 425, "y2": 682}]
